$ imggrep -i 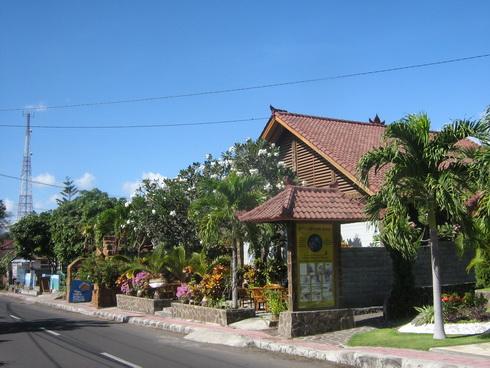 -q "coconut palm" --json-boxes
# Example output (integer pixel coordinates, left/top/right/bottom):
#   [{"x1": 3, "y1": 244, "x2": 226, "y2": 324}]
[
  {"x1": 190, "y1": 172, "x2": 262, "y2": 308},
  {"x1": 358, "y1": 113, "x2": 489, "y2": 339}
]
